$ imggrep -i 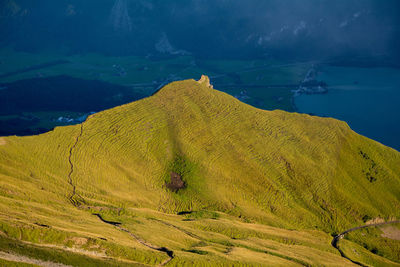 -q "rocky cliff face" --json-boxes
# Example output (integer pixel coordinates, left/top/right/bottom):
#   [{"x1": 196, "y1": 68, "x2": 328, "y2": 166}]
[
  {"x1": 0, "y1": 0, "x2": 25, "y2": 18},
  {"x1": 109, "y1": 0, "x2": 133, "y2": 33}
]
